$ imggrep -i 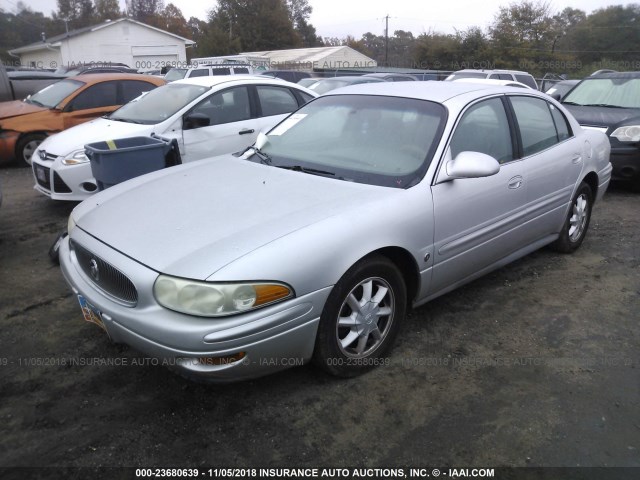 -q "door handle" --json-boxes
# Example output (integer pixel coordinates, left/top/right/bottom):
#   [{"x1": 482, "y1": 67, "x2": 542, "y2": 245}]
[
  {"x1": 572, "y1": 154, "x2": 582, "y2": 164},
  {"x1": 238, "y1": 129, "x2": 255, "y2": 135},
  {"x1": 508, "y1": 176, "x2": 523, "y2": 189}
]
